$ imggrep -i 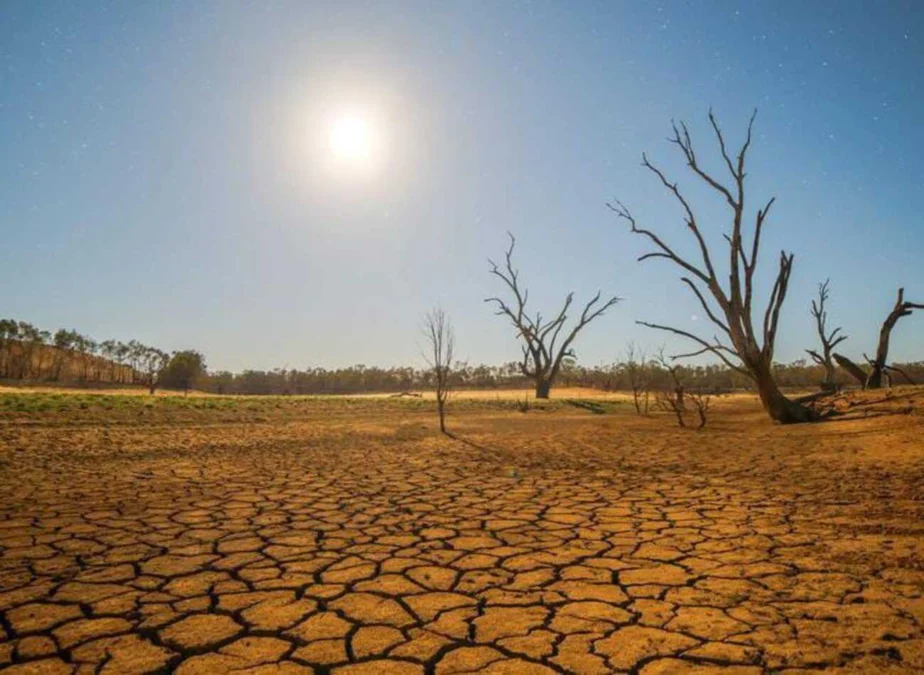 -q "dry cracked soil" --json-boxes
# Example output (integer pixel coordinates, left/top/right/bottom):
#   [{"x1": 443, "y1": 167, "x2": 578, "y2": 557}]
[{"x1": 0, "y1": 389, "x2": 922, "y2": 674}]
